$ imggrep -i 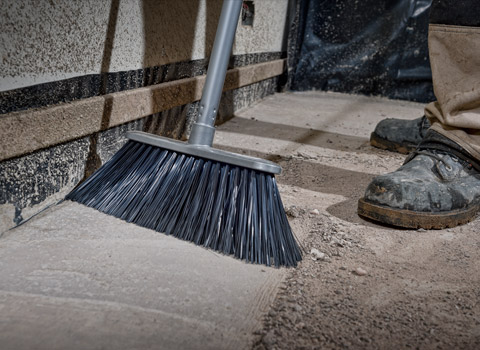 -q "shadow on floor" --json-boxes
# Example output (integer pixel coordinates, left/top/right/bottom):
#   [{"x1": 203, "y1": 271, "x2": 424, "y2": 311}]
[{"x1": 221, "y1": 117, "x2": 375, "y2": 154}]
